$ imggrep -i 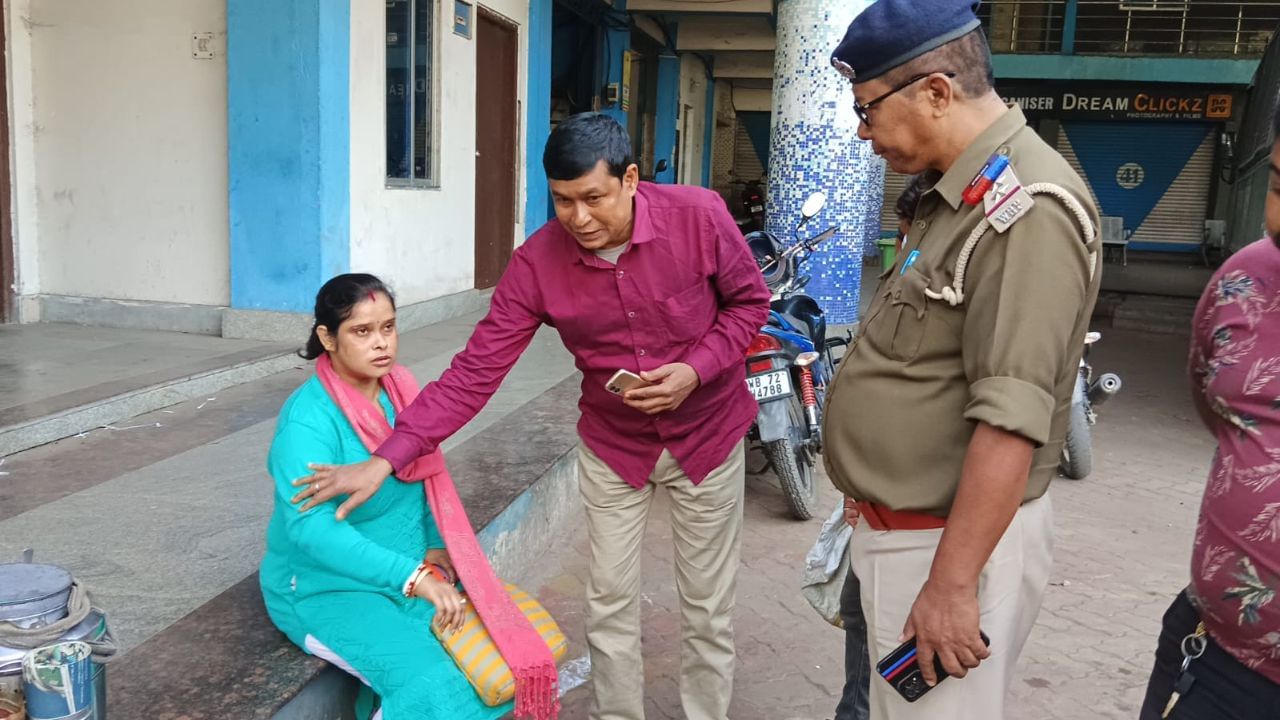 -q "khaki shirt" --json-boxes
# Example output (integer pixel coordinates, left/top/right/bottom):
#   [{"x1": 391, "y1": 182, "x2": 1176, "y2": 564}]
[{"x1": 823, "y1": 106, "x2": 1101, "y2": 516}]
